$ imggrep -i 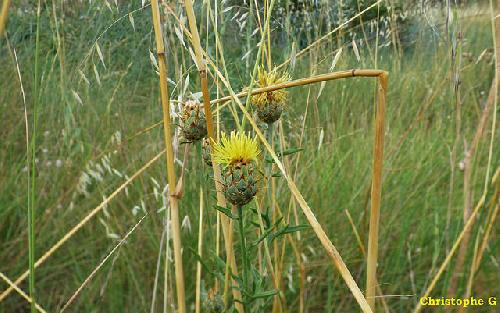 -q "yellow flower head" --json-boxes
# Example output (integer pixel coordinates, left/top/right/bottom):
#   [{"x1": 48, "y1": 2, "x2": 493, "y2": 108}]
[
  {"x1": 252, "y1": 67, "x2": 290, "y2": 107},
  {"x1": 212, "y1": 131, "x2": 260, "y2": 166}
]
